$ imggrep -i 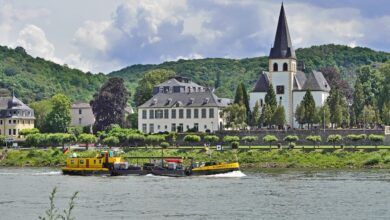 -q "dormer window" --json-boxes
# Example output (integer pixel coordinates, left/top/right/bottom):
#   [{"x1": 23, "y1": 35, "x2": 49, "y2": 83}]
[
  {"x1": 203, "y1": 98, "x2": 209, "y2": 104},
  {"x1": 273, "y1": 63, "x2": 278, "y2": 71},
  {"x1": 189, "y1": 98, "x2": 194, "y2": 105},
  {"x1": 283, "y1": 63, "x2": 288, "y2": 71},
  {"x1": 152, "y1": 99, "x2": 157, "y2": 105}
]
